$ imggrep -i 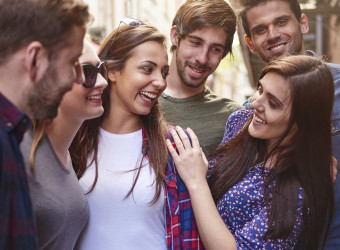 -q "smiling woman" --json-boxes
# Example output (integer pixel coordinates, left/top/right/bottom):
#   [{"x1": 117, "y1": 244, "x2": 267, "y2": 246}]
[
  {"x1": 167, "y1": 55, "x2": 335, "y2": 250},
  {"x1": 71, "y1": 21, "x2": 203, "y2": 250}
]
